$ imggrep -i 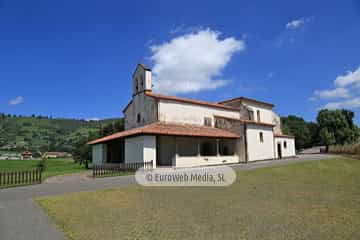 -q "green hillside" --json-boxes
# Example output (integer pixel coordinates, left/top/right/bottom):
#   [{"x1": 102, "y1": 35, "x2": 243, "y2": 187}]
[{"x1": 0, "y1": 114, "x2": 123, "y2": 157}]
